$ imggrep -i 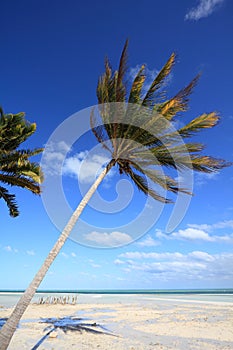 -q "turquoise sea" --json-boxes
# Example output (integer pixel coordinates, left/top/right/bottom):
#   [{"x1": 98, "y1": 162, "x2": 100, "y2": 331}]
[{"x1": 0, "y1": 289, "x2": 233, "y2": 308}]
